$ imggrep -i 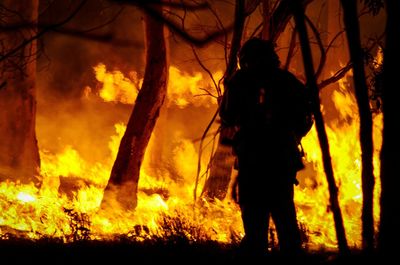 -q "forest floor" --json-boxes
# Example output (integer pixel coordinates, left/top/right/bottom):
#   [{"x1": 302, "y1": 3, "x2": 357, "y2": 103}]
[{"x1": 0, "y1": 238, "x2": 390, "y2": 265}]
